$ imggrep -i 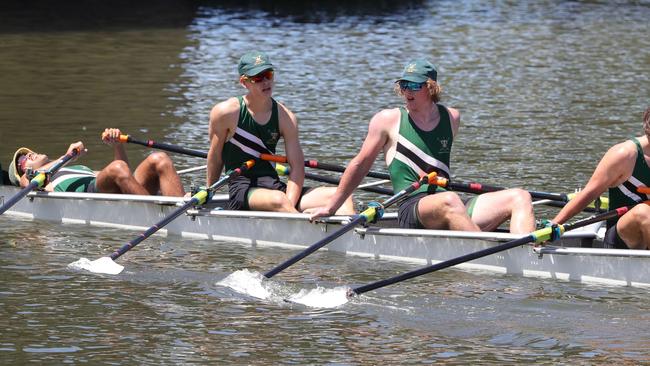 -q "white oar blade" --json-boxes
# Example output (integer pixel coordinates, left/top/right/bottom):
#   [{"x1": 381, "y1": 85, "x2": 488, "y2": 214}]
[{"x1": 67, "y1": 257, "x2": 124, "y2": 275}]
